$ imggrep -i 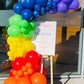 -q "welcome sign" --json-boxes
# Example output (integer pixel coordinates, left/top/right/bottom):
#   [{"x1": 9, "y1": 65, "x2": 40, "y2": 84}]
[{"x1": 32, "y1": 21, "x2": 57, "y2": 56}]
